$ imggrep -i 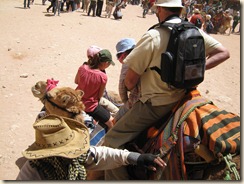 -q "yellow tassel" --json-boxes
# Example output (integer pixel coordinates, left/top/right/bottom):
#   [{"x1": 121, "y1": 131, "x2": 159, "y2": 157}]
[{"x1": 194, "y1": 144, "x2": 216, "y2": 163}]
